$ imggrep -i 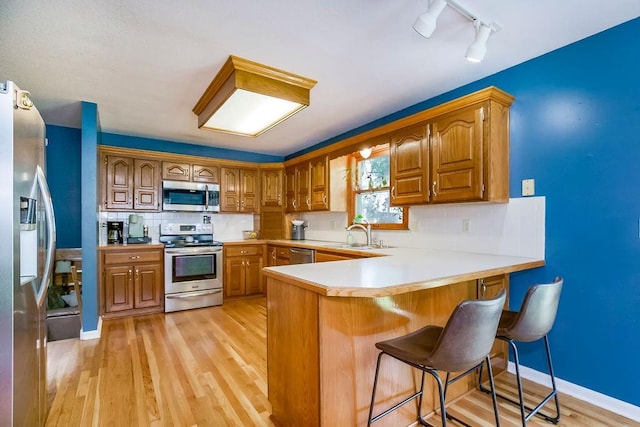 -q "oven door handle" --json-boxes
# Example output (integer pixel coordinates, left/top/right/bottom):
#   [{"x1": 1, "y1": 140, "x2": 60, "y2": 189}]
[
  {"x1": 166, "y1": 289, "x2": 222, "y2": 299},
  {"x1": 165, "y1": 248, "x2": 222, "y2": 255}
]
